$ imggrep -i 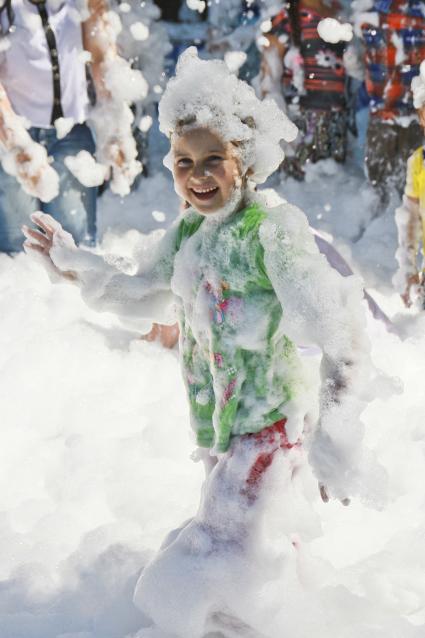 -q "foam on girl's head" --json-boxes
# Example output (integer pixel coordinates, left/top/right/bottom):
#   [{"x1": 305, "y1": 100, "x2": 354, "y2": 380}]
[
  {"x1": 158, "y1": 47, "x2": 298, "y2": 184},
  {"x1": 412, "y1": 60, "x2": 425, "y2": 110}
]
